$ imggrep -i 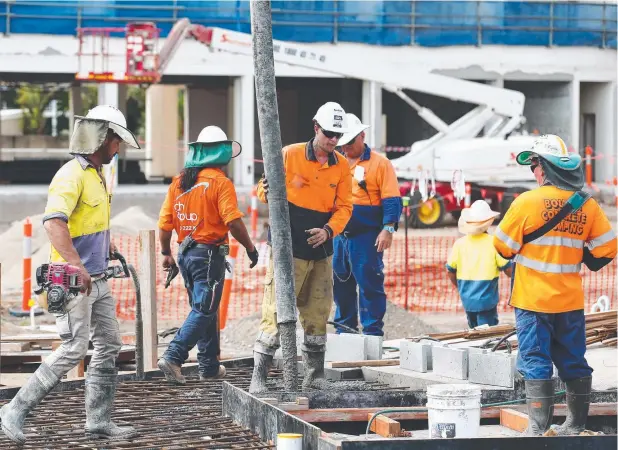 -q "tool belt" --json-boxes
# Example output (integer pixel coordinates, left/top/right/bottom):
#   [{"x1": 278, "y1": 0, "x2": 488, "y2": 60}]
[{"x1": 179, "y1": 234, "x2": 229, "y2": 257}]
